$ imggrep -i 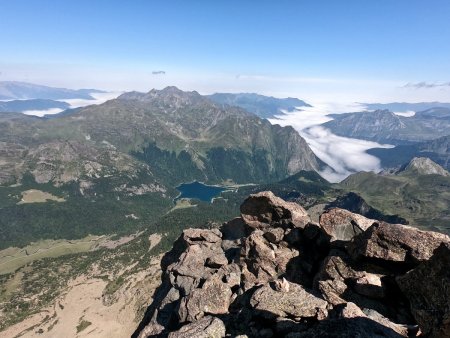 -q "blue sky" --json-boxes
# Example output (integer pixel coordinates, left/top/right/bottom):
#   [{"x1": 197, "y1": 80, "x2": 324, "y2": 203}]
[{"x1": 1, "y1": 0, "x2": 450, "y2": 102}]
